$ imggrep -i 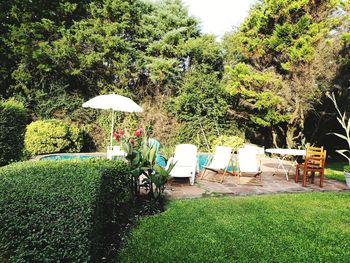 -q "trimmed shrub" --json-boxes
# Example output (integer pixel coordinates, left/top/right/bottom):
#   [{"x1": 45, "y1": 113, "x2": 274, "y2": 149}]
[
  {"x1": 0, "y1": 159, "x2": 131, "y2": 262},
  {"x1": 25, "y1": 119, "x2": 83, "y2": 155},
  {"x1": 211, "y1": 135, "x2": 245, "y2": 151},
  {"x1": 0, "y1": 99, "x2": 27, "y2": 166}
]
